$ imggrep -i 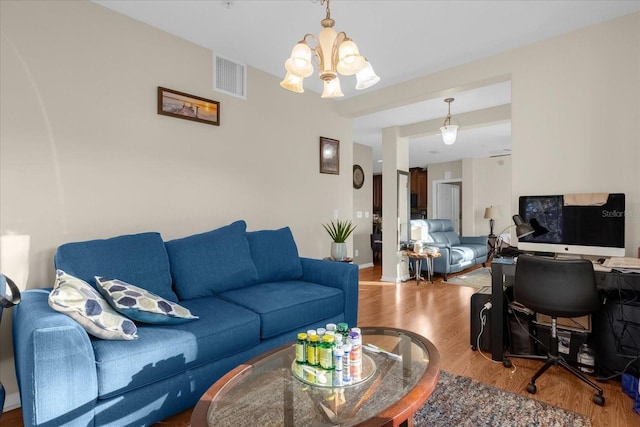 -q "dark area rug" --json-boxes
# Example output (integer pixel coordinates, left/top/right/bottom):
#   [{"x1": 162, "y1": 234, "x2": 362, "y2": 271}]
[{"x1": 413, "y1": 370, "x2": 591, "y2": 427}]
